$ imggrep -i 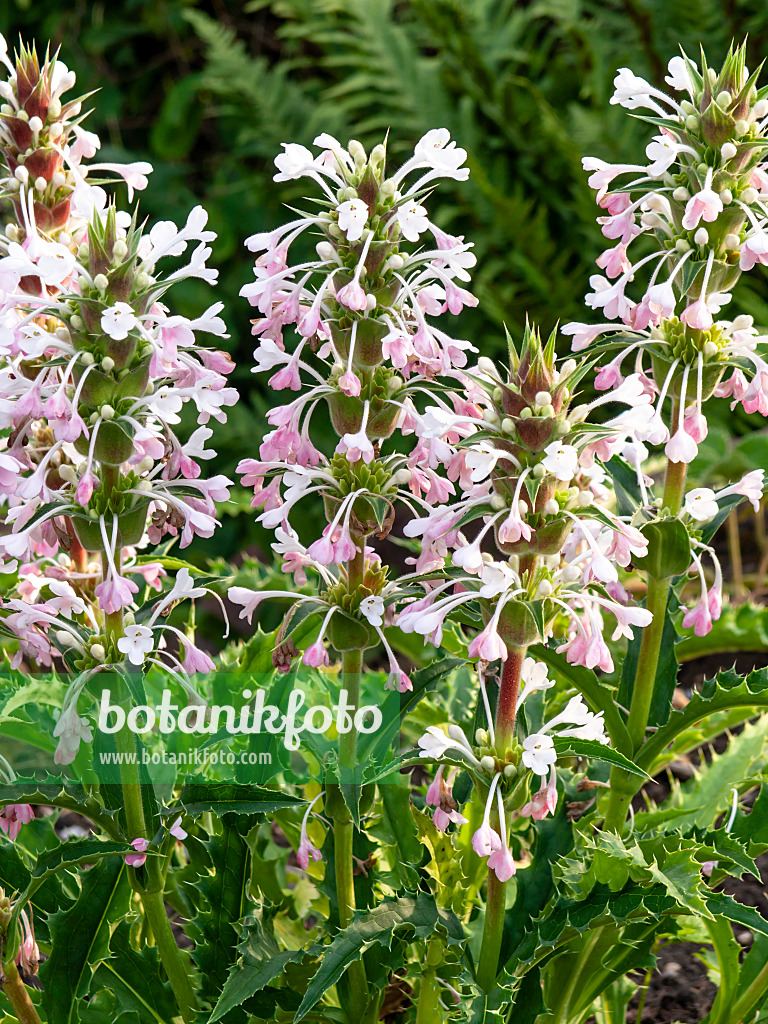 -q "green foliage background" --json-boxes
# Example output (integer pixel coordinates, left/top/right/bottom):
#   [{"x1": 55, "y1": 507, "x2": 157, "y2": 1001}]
[{"x1": 3, "y1": 0, "x2": 768, "y2": 559}]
